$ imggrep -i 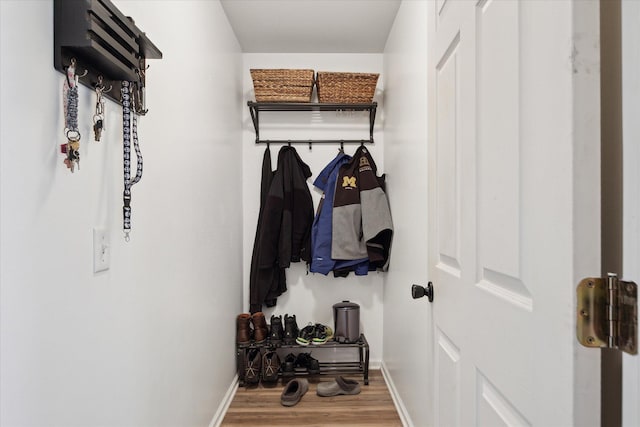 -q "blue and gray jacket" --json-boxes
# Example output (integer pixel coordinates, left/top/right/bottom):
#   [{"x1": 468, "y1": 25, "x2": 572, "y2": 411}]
[{"x1": 310, "y1": 152, "x2": 369, "y2": 275}]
